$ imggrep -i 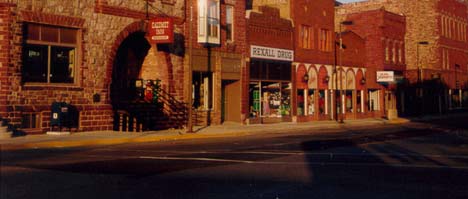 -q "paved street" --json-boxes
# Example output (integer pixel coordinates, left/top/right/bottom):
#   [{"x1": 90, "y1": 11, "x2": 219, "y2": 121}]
[{"x1": 1, "y1": 116, "x2": 468, "y2": 199}]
